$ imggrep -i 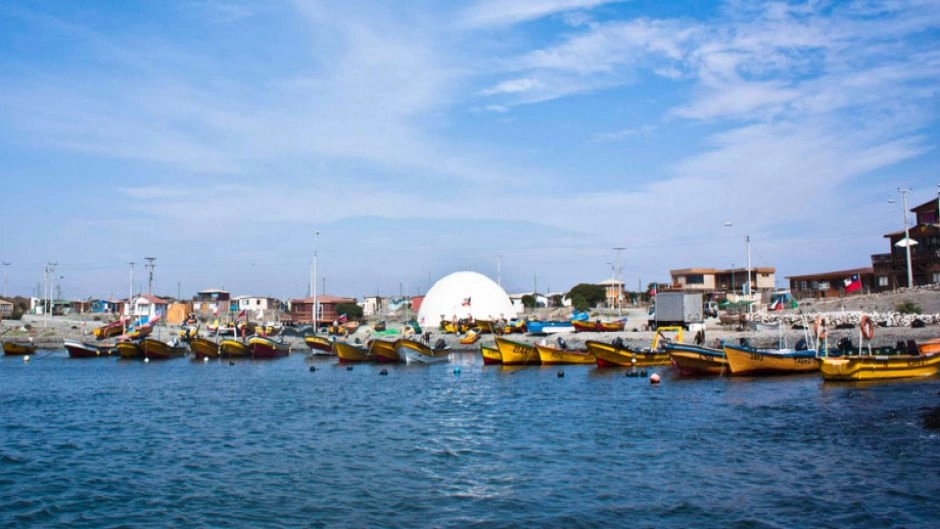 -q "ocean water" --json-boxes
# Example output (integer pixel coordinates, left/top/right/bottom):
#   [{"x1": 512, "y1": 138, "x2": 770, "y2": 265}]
[{"x1": 2, "y1": 351, "x2": 939, "y2": 528}]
